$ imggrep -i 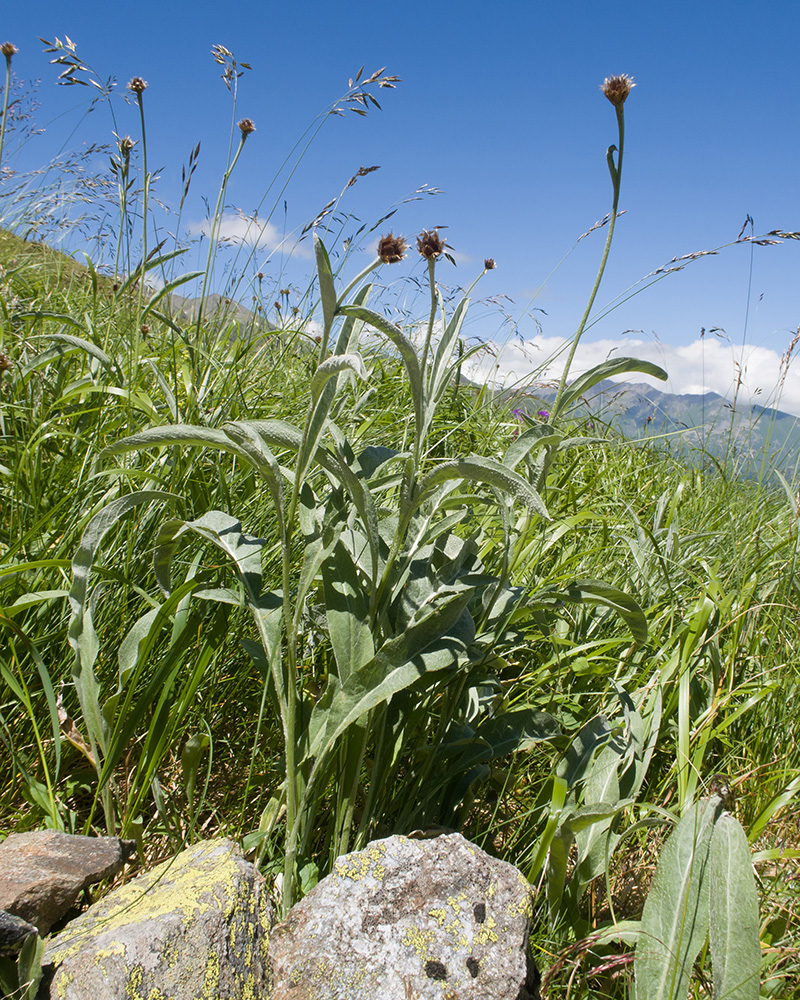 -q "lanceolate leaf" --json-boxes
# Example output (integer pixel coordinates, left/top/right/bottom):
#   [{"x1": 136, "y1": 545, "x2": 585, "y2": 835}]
[
  {"x1": 153, "y1": 511, "x2": 264, "y2": 603},
  {"x1": 553, "y1": 357, "x2": 667, "y2": 419},
  {"x1": 337, "y1": 303, "x2": 424, "y2": 428},
  {"x1": 635, "y1": 797, "x2": 722, "y2": 1000},
  {"x1": 314, "y1": 233, "x2": 337, "y2": 348},
  {"x1": 310, "y1": 353, "x2": 367, "y2": 402},
  {"x1": 709, "y1": 814, "x2": 760, "y2": 1000},
  {"x1": 304, "y1": 585, "x2": 475, "y2": 768},
  {"x1": 68, "y1": 491, "x2": 177, "y2": 759},
  {"x1": 413, "y1": 456, "x2": 550, "y2": 521}
]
